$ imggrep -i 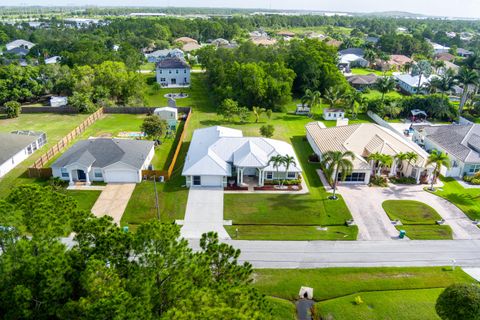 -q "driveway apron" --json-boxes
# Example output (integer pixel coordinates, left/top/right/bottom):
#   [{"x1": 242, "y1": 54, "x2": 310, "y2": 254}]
[{"x1": 91, "y1": 183, "x2": 136, "y2": 225}]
